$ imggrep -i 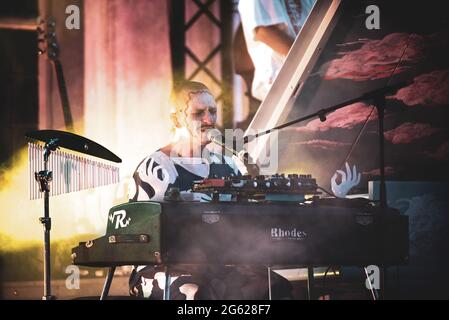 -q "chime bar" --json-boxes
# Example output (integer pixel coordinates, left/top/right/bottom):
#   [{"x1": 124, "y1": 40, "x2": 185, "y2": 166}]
[{"x1": 28, "y1": 142, "x2": 120, "y2": 200}]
